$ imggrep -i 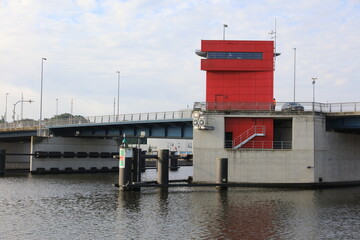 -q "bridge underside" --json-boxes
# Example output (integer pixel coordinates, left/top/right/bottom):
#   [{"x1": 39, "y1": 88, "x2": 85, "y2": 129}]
[
  {"x1": 327, "y1": 116, "x2": 360, "y2": 133},
  {"x1": 49, "y1": 119, "x2": 193, "y2": 139},
  {"x1": 1, "y1": 116, "x2": 359, "y2": 142},
  {"x1": 0, "y1": 131, "x2": 36, "y2": 142}
]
